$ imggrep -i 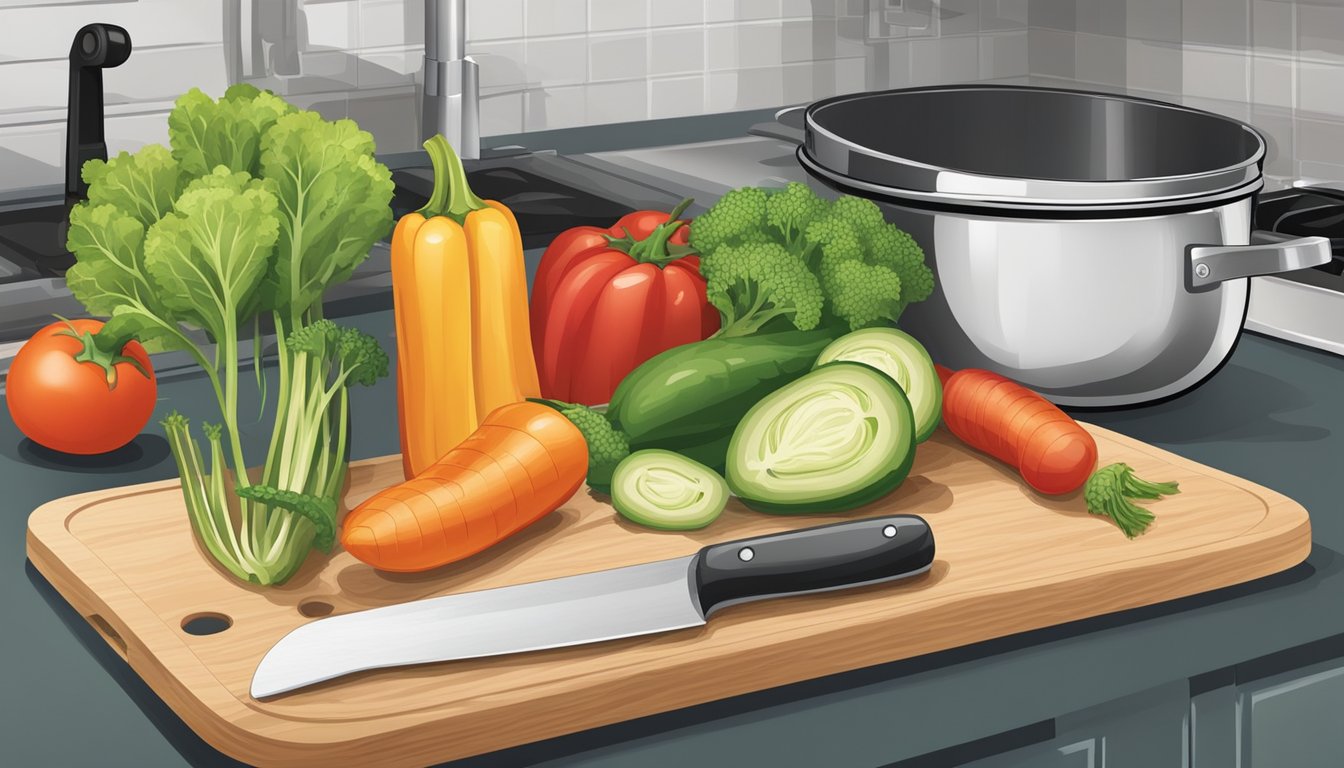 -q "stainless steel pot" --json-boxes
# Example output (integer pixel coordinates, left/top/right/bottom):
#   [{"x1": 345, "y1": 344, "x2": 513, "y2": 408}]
[{"x1": 792, "y1": 86, "x2": 1331, "y2": 407}]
